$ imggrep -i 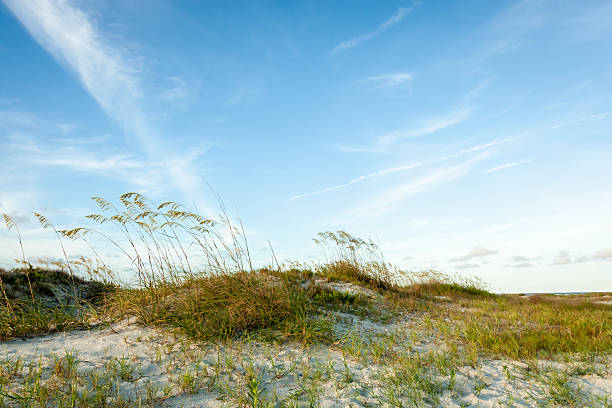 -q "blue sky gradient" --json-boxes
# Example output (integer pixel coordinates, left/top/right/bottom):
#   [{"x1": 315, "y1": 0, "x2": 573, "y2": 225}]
[{"x1": 1, "y1": 0, "x2": 611, "y2": 292}]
